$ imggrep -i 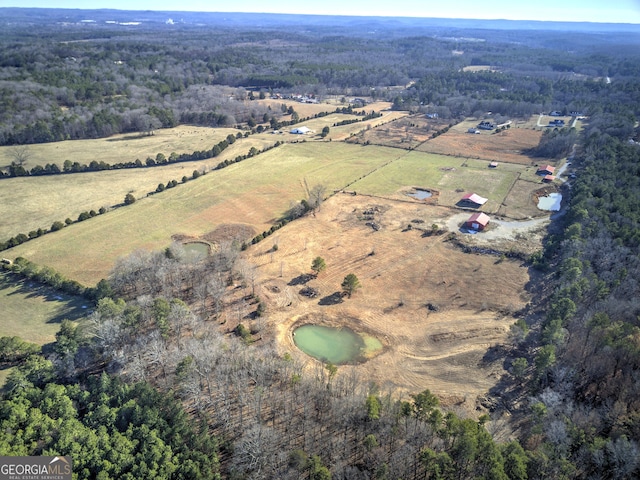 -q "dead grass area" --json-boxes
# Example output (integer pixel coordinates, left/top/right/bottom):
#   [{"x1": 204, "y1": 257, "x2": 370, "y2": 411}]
[
  {"x1": 0, "y1": 125, "x2": 241, "y2": 169},
  {"x1": 496, "y1": 179, "x2": 559, "y2": 219},
  {"x1": 347, "y1": 114, "x2": 450, "y2": 149},
  {"x1": 172, "y1": 223, "x2": 256, "y2": 248},
  {"x1": 201, "y1": 224, "x2": 257, "y2": 245},
  {"x1": 418, "y1": 123, "x2": 542, "y2": 165},
  {"x1": 256, "y1": 99, "x2": 339, "y2": 119},
  {"x1": 243, "y1": 193, "x2": 531, "y2": 413}
]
